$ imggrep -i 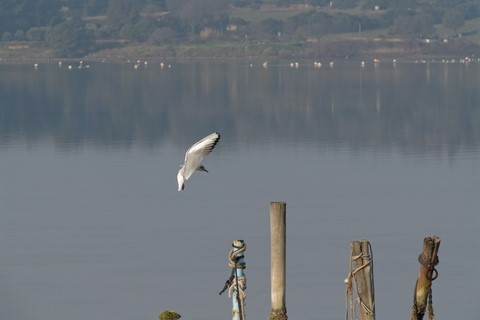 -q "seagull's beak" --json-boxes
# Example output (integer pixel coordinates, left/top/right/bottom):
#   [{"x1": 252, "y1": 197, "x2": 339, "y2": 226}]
[{"x1": 197, "y1": 165, "x2": 208, "y2": 173}]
